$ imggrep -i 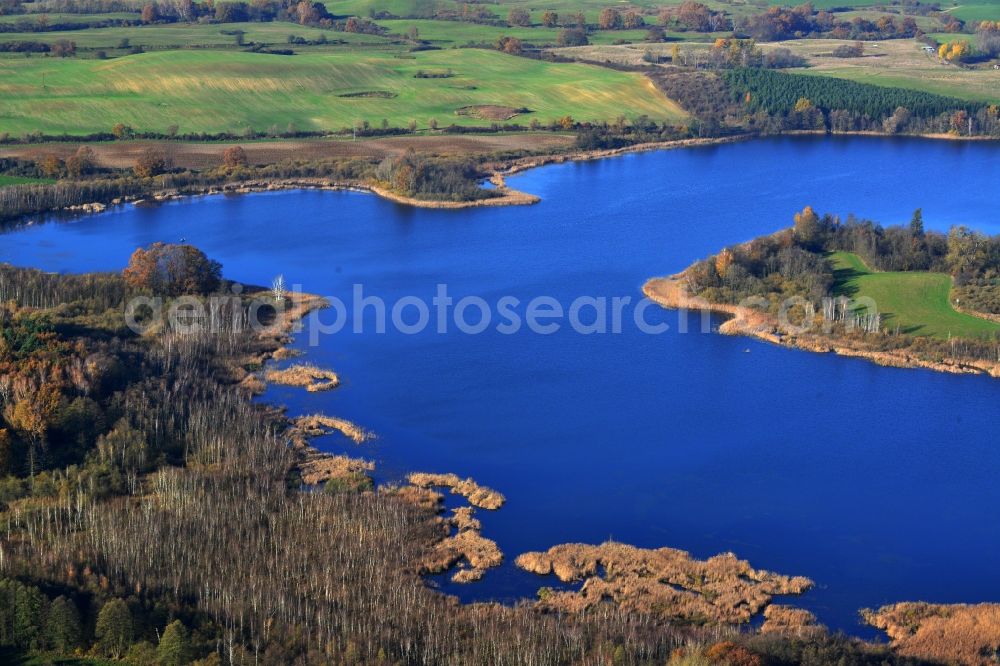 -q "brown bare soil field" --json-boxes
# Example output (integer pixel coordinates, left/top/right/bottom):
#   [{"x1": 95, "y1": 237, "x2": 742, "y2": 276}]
[{"x1": 0, "y1": 133, "x2": 575, "y2": 170}]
